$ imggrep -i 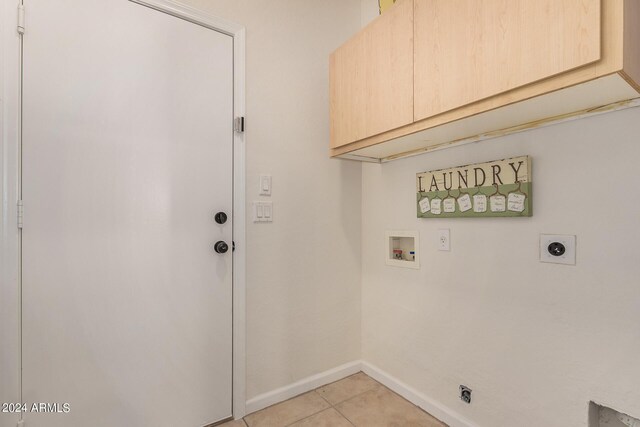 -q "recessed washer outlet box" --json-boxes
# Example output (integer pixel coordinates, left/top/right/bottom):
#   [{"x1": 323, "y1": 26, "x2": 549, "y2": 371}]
[{"x1": 386, "y1": 230, "x2": 420, "y2": 269}]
